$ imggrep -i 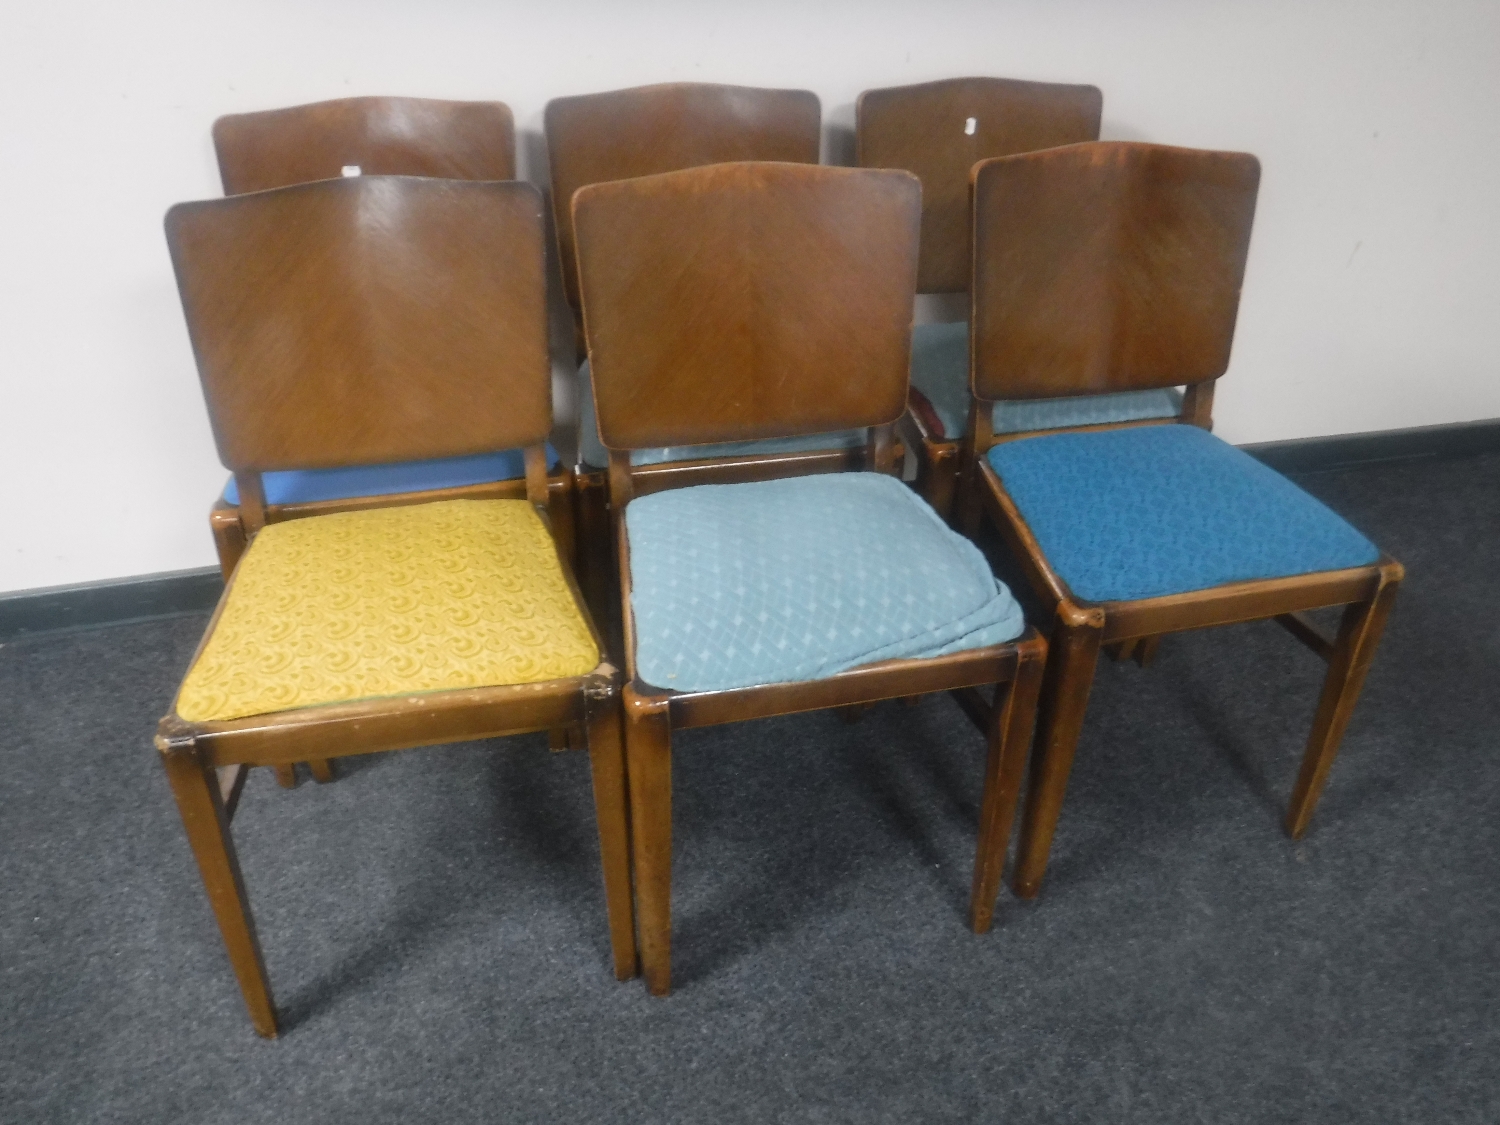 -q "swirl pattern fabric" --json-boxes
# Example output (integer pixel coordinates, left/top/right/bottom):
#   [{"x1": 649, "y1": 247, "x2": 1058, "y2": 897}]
[
  {"x1": 987, "y1": 425, "x2": 1381, "y2": 604},
  {"x1": 221, "y1": 447, "x2": 559, "y2": 506},
  {"x1": 176, "y1": 500, "x2": 598, "y2": 722},
  {"x1": 575, "y1": 360, "x2": 868, "y2": 470},
  {"x1": 908, "y1": 321, "x2": 1182, "y2": 440},
  {"x1": 625, "y1": 473, "x2": 1025, "y2": 693}
]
